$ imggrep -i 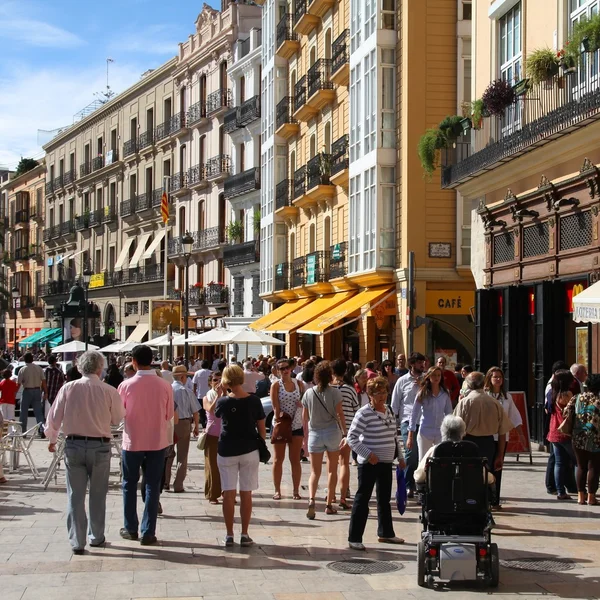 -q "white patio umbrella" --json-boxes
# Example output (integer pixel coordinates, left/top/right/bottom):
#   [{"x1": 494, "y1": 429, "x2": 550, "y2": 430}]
[
  {"x1": 100, "y1": 340, "x2": 153, "y2": 353},
  {"x1": 144, "y1": 333, "x2": 170, "y2": 346},
  {"x1": 224, "y1": 328, "x2": 286, "y2": 346},
  {"x1": 184, "y1": 328, "x2": 231, "y2": 345},
  {"x1": 52, "y1": 340, "x2": 99, "y2": 354}
]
